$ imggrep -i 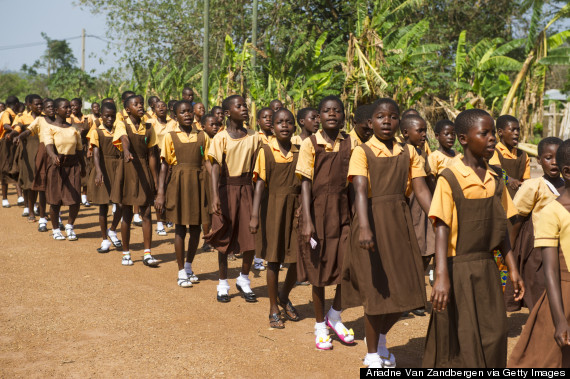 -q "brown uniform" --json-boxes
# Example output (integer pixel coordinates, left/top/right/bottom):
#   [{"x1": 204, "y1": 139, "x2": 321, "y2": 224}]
[
  {"x1": 87, "y1": 127, "x2": 121, "y2": 205},
  {"x1": 423, "y1": 167, "x2": 508, "y2": 368}
]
